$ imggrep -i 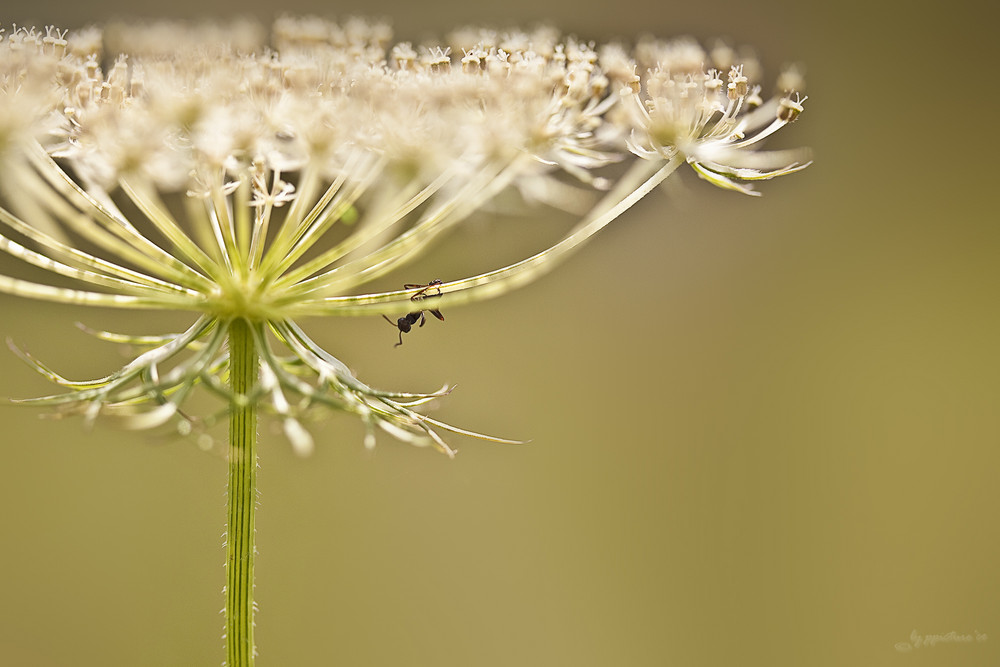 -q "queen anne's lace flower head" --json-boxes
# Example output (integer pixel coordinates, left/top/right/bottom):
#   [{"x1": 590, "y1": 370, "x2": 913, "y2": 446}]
[
  {"x1": 0, "y1": 18, "x2": 810, "y2": 455},
  {"x1": 619, "y1": 38, "x2": 810, "y2": 195}
]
